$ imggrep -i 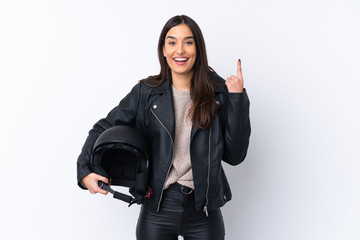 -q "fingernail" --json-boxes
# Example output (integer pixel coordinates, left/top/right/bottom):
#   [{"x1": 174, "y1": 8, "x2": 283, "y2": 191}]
[{"x1": 238, "y1": 59, "x2": 241, "y2": 62}]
